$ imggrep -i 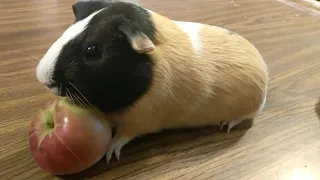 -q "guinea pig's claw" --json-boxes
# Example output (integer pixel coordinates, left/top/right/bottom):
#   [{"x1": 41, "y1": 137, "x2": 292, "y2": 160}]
[
  {"x1": 219, "y1": 121, "x2": 229, "y2": 131},
  {"x1": 115, "y1": 148, "x2": 121, "y2": 161},
  {"x1": 106, "y1": 151, "x2": 113, "y2": 164},
  {"x1": 106, "y1": 135, "x2": 130, "y2": 164},
  {"x1": 227, "y1": 119, "x2": 244, "y2": 133},
  {"x1": 219, "y1": 119, "x2": 244, "y2": 133}
]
